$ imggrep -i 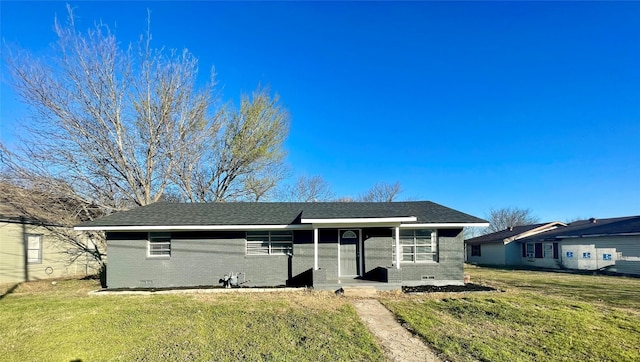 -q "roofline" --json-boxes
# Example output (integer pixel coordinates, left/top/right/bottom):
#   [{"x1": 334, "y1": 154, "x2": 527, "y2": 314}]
[
  {"x1": 515, "y1": 232, "x2": 640, "y2": 242},
  {"x1": 74, "y1": 221, "x2": 489, "y2": 232},
  {"x1": 301, "y1": 216, "x2": 417, "y2": 224},
  {"x1": 550, "y1": 232, "x2": 640, "y2": 239},
  {"x1": 401, "y1": 222, "x2": 489, "y2": 228},
  {"x1": 505, "y1": 222, "x2": 566, "y2": 243},
  {"x1": 75, "y1": 224, "x2": 311, "y2": 231}
]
